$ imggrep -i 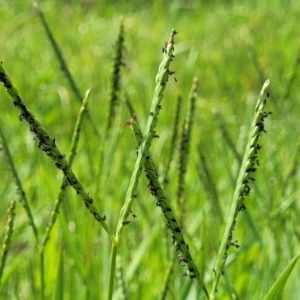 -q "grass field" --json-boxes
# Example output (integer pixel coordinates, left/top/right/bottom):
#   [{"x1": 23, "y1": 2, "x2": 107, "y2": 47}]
[{"x1": 1, "y1": 0, "x2": 300, "y2": 299}]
